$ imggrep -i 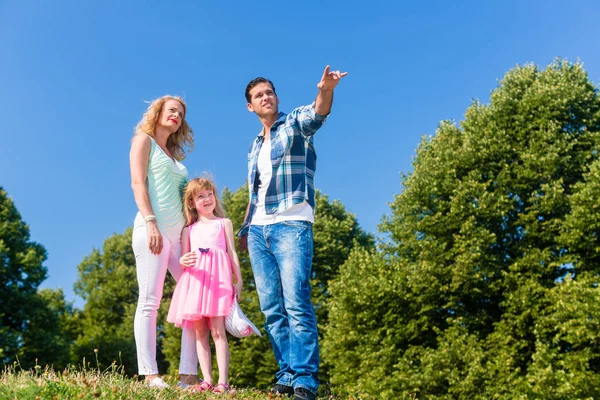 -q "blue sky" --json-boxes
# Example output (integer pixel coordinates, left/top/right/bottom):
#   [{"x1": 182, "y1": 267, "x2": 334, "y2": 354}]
[{"x1": 1, "y1": 0, "x2": 599, "y2": 308}]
